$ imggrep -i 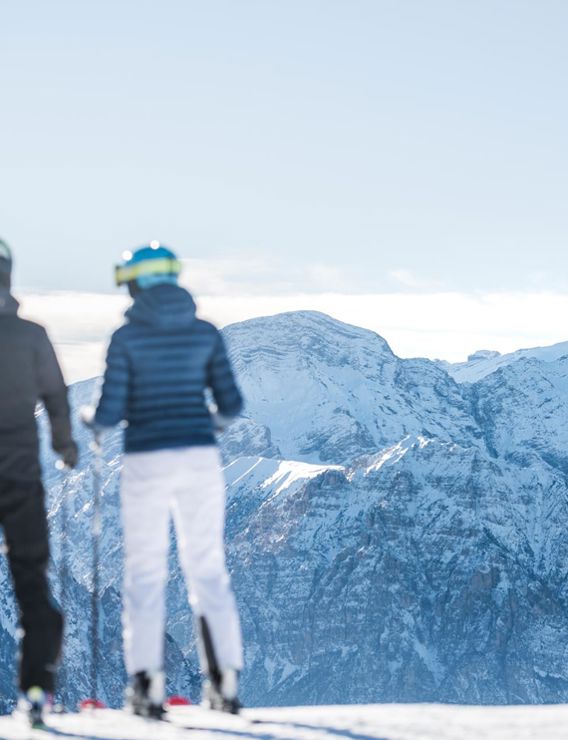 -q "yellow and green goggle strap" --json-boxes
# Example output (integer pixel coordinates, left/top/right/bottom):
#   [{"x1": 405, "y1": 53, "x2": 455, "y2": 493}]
[{"x1": 115, "y1": 258, "x2": 183, "y2": 287}]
